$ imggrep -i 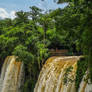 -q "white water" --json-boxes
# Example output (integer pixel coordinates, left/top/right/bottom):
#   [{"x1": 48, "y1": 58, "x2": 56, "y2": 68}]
[
  {"x1": 0, "y1": 56, "x2": 24, "y2": 92},
  {"x1": 34, "y1": 56, "x2": 92, "y2": 92},
  {"x1": 78, "y1": 71, "x2": 92, "y2": 92},
  {"x1": 0, "y1": 56, "x2": 92, "y2": 92}
]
